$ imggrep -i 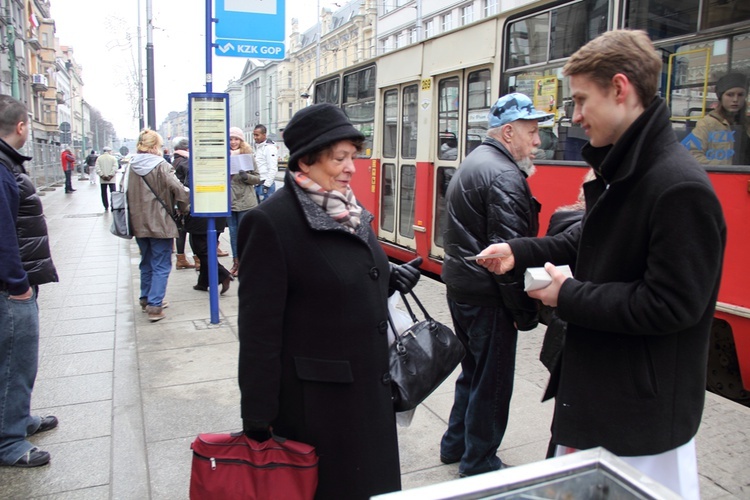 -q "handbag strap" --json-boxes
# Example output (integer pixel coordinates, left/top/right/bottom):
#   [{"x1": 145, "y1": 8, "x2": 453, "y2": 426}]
[
  {"x1": 400, "y1": 291, "x2": 433, "y2": 322},
  {"x1": 141, "y1": 172, "x2": 179, "y2": 229}
]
